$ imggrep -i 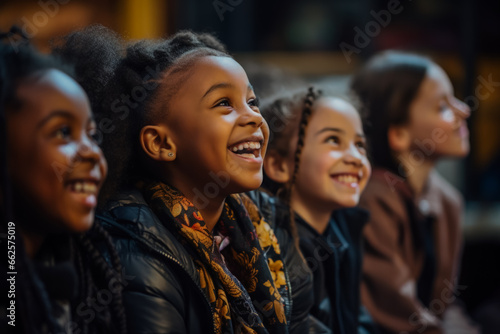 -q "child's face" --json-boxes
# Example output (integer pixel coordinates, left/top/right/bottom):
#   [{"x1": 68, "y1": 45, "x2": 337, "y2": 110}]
[
  {"x1": 7, "y1": 69, "x2": 107, "y2": 234},
  {"x1": 165, "y1": 56, "x2": 268, "y2": 196},
  {"x1": 291, "y1": 98, "x2": 371, "y2": 209},
  {"x1": 406, "y1": 64, "x2": 470, "y2": 159}
]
